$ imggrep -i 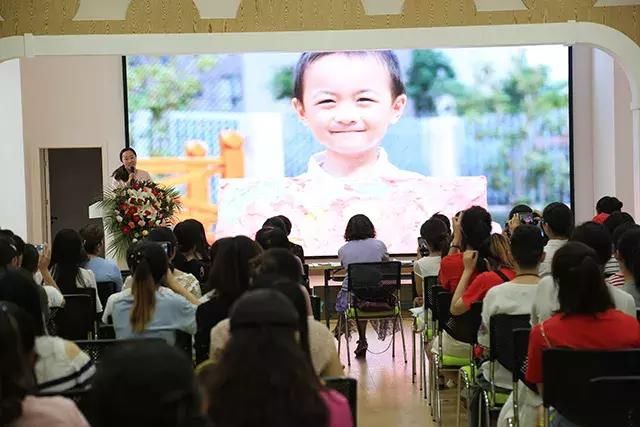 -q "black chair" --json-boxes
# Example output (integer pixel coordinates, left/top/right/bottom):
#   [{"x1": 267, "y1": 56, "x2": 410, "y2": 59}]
[
  {"x1": 303, "y1": 263, "x2": 311, "y2": 292},
  {"x1": 589, "y1": 376, "x2": 640, "y2": 426},
  {"x1": 75, "y1": 339, "x2": 120, "y2": 365},
  {"x1": 96, "y1": 281, "x2": 117, "y2": 308},
  {"x1": 511, "y1": 328, "x2": 533, "y2": 427},
  {"x1": 482, "y1": 314, "x2": 531, "y2": 425},
  {"x1": 324, "y1": 376, "x2": 357, "y2": 426},
  {"x1": 636, "y1": 307, "x2": 640, "y2": 321},
  {"x1": 175, "y1": 330, "x2": 194, "y2": 362},
  {"x1": 338, "y1": 261, "x2": 405, "y2": 367},
  {"x1": 542, "y1": 348, "x2": 640, "y2": 426},
  {"x1": 310, "y1": 295, "x2": 322, "y2": 321},
  {"x1": 55, "y1": 294, "x2": 94, "y2": 340}
]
